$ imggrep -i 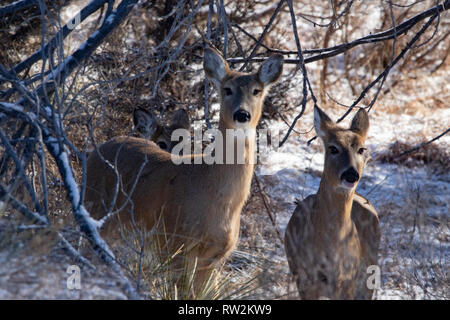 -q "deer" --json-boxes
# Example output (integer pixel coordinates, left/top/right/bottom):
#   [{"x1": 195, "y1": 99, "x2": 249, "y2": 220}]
[
  {"x1": 84, "y1": 46, "x2": 283, "y2": 293},
  {"x1": 284, "y1": 106, "x2": 380, "y2": 300},
  {"x1": 132, "y1": 107, "x2": 190, "y2": 152}
]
